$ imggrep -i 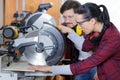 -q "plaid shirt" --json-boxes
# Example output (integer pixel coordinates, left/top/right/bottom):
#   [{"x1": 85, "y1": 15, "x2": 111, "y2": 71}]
[{"x1": 70, "y1": 22, "x2": 120, "y2": 80}]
